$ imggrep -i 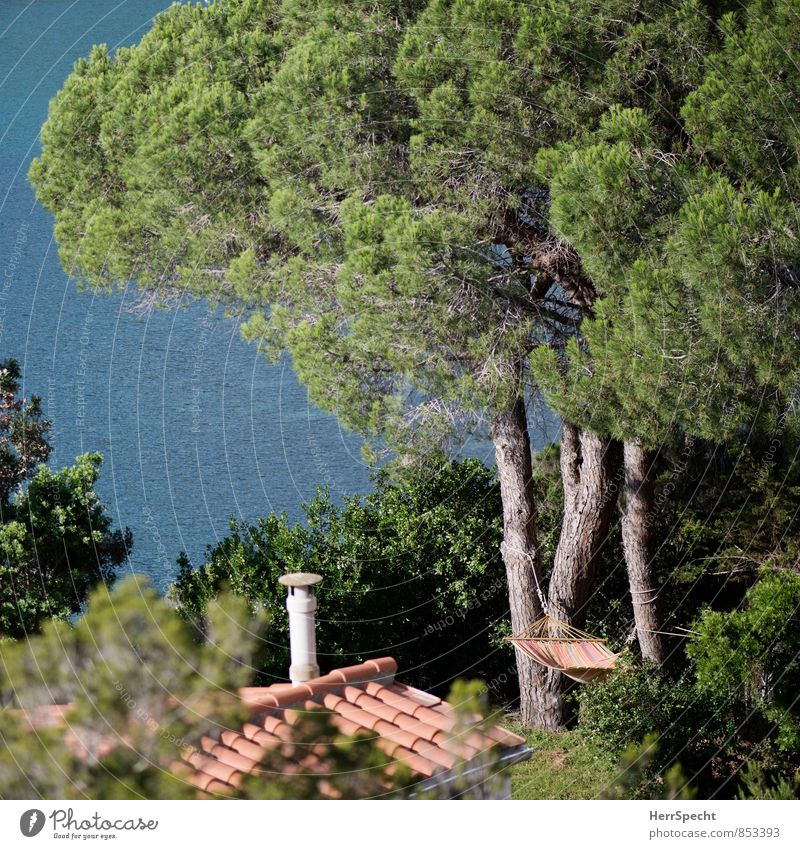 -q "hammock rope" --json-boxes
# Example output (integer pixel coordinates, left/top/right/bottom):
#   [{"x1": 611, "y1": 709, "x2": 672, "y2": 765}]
[
  {"x1": 500, "y1": 541, "x2": 549, "y2": 614},
  {"x1": 500, "y1": 541, "x2": 619, "y2": 684}
]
